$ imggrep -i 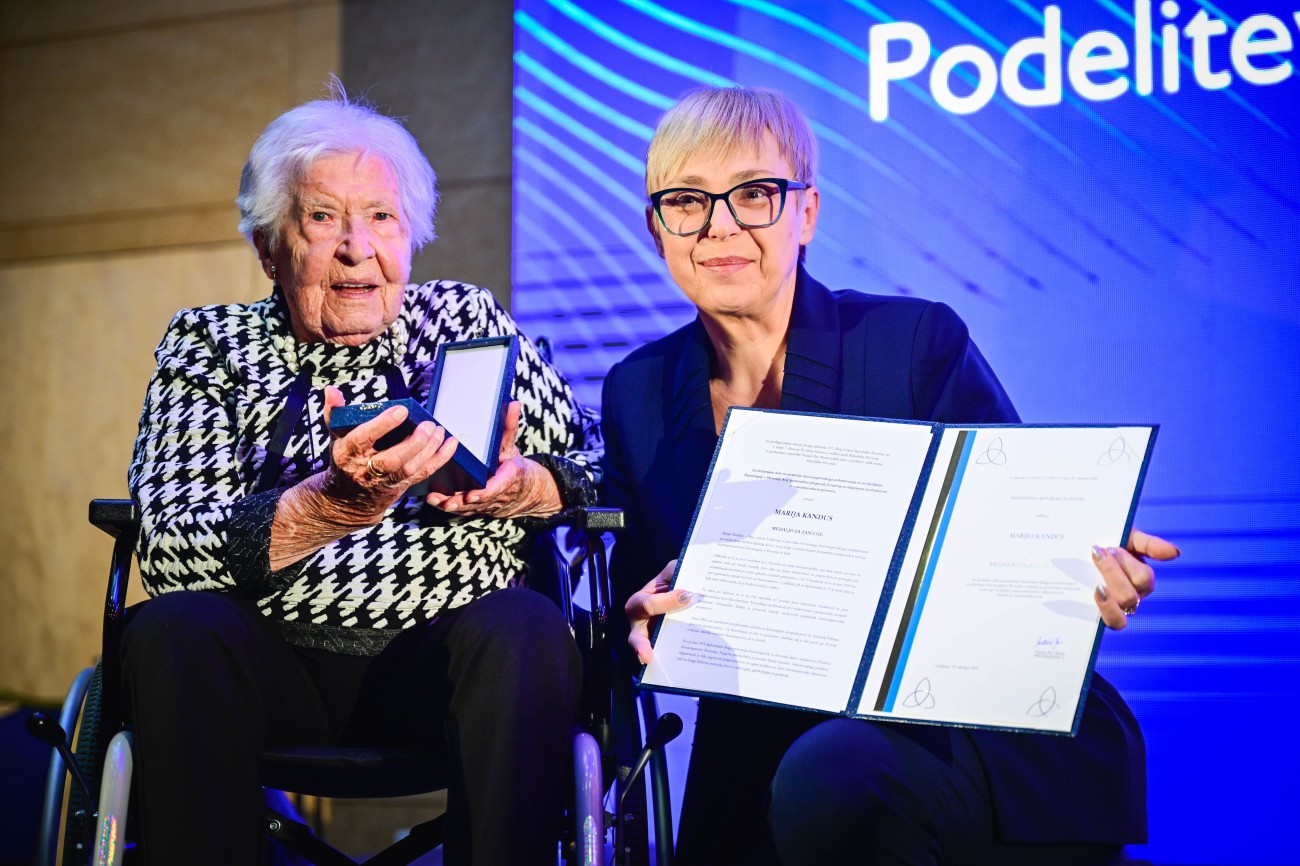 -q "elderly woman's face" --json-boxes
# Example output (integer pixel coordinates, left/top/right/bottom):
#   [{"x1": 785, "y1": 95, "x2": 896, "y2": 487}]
[
  {"x1": 649, "y1": 133, "x2": 818, "y2": 325},
  {"x1": 261, "y1": 151, "x2": 412, "y2": 345}
]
